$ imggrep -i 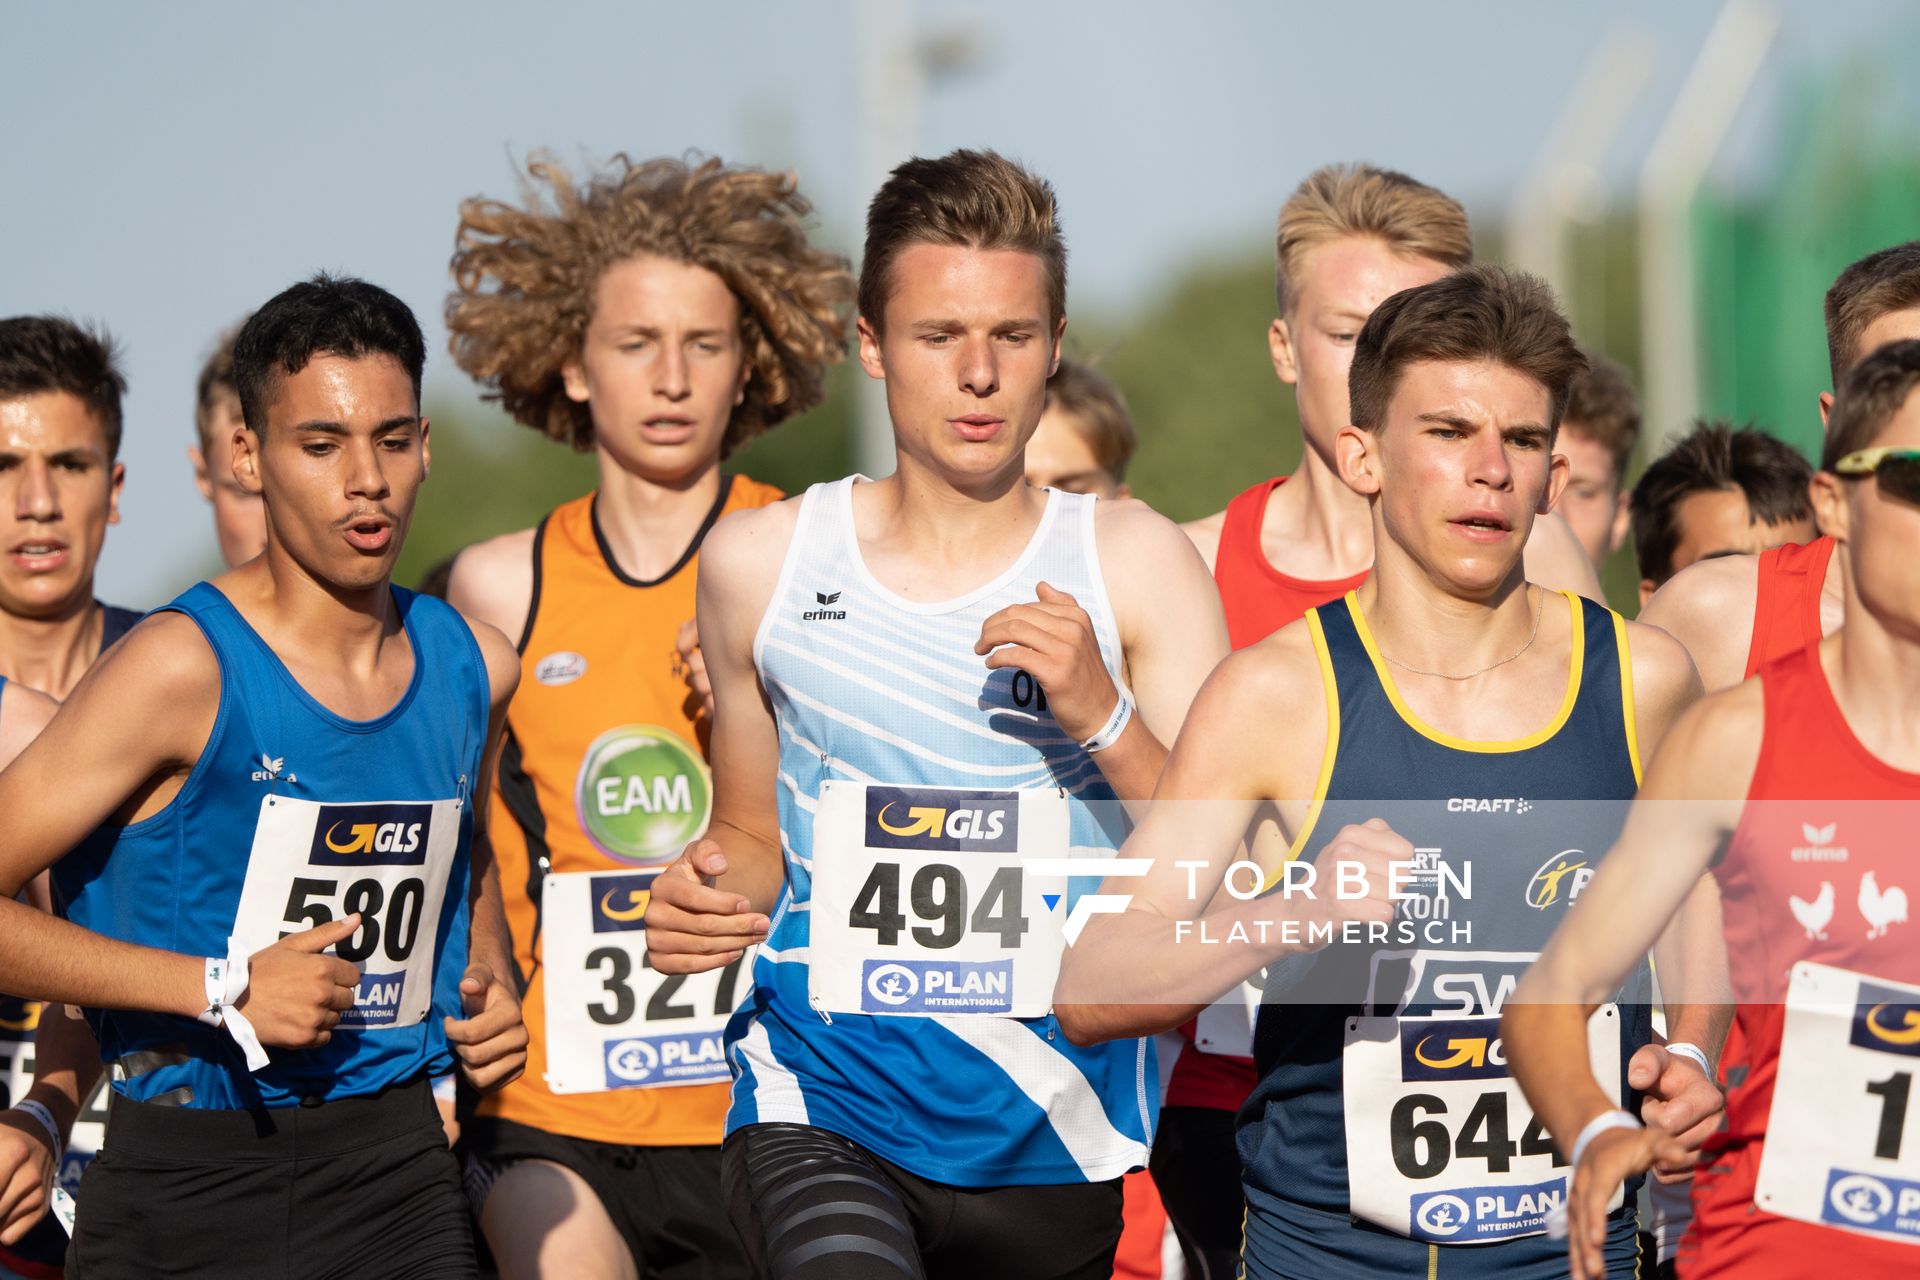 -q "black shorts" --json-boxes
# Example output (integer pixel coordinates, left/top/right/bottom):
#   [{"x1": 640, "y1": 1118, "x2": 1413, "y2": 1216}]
[
  {"x1": 67, "y1": 1076, "x2": 473, "y2": 1279},
  {"x1": 1150, "y1": 1105, "x2": 1247, "y2": 1280},
  {"x1": 721, "y1": 1122, "x2": 1123, "y2": 1280},
  {"x1": 462, "y1": 1116, "x2": 748, "y2": 1280}
]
